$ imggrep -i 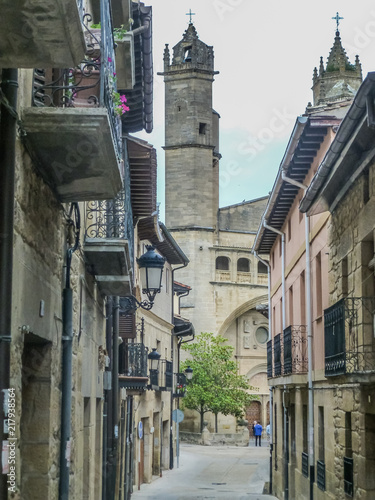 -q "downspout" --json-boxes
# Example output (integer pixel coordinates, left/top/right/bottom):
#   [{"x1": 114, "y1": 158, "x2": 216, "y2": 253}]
[
  {"x1": 253, "y1": 251, "x2": 273, "y2": 495},
  {"x1": 103, "y1": 297, "x2": 113, "y2": 500},
  {"x1": 262, "y1": 221, "x2": 287, "y2": 499},
  {"x1": 0, "y1": 68, "x2": 18, "y2": 499},
  {"x1": 59, "y1": 203, "x2": 80, "y2": 500},
  {"x1": 110, "y1": 296, "x2": 120, "y2": 500},
  {"x1": 281, "y1": 171, "x2": 314, "y2": 499},
  {"x1": 170, "y1": 262, "x2": 188, "y2": 469}
]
